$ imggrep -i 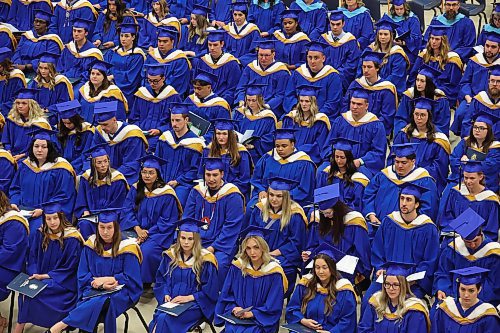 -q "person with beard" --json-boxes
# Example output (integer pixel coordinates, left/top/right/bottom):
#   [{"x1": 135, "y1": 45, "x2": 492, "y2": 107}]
[
  {"x1": 476, "y1": 4, "x2": 500, "y2": 46},
  {"x1": 424, "y1": 0, "x2": 476, "y2": 62}
]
